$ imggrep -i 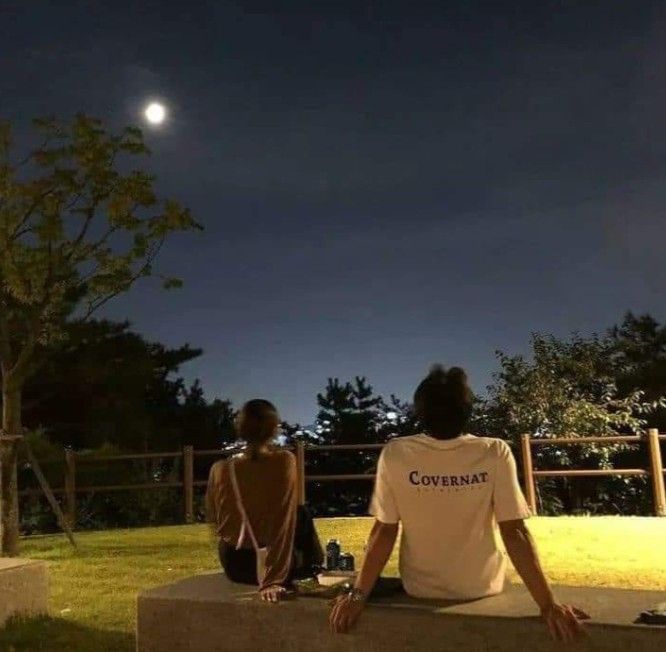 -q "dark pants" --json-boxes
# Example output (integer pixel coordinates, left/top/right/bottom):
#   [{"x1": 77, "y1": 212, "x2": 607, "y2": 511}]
[{"x1": 219, "y1": 505, "x2": 324, "y2": 586}]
